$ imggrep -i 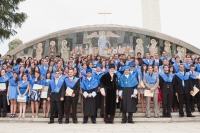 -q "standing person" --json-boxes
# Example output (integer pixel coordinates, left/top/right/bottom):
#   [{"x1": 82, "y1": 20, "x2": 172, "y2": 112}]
[
  {"x1": 143, "y1": 65, "x2": 159, "y2": 118},
  {"x1": 174, "y1": 64, "x2": 195, "y2": 117},
  {"x1": 80, "y1": 68, "x2": 98, "y2": 124},
  {"x1": 30, "y1": 71, "x2": 43, "y2": 118},
  {"x1": 159, "y1": 65, "x2": 175, "y2": 117},
  {"x1": 118, "y1": 66, "x2": 138, "y2": 124},
  {"x1": 42, "y1": 72, "x2": 51, "y2": 118},
  {"x1": 17, "y1": 73, "x2": 30, "y2": 118},
  {"x1": 92, "y1": 63, "x2": 104, "y2": 118},
  {"x1": 7, "y1": 72, "x2": 18, "y2": 118},
  {"x1": 100, "y1": 64, "x2": 118, "y2": 124},
  {"x1": 64, "y1": 68, "x2": 80, "y2": 124},
  {"x1": 0, "y1": 69, "x2": 9, "y2": 117},
  {"x1": 189, "y1": 64, "x2": 200, "y2": 112},
  {"x1": 47, "y1": 70, "x2": 65, "y2": 124}
]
